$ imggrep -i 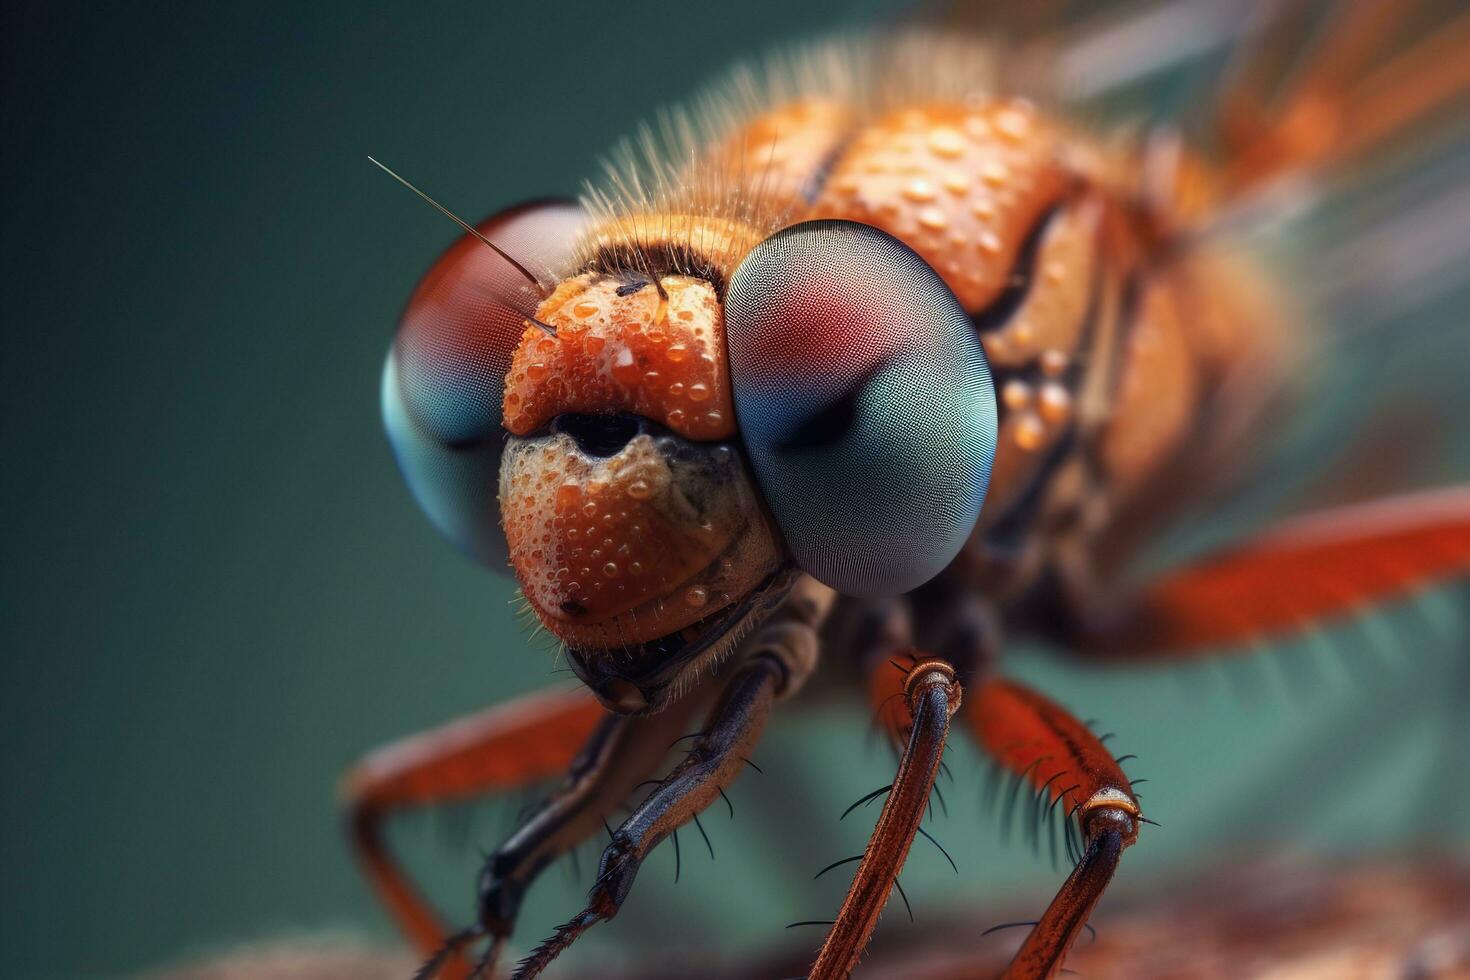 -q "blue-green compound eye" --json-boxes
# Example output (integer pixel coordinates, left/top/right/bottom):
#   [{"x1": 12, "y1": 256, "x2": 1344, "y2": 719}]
[
  {"x1": 725, "y1": 220, "x2": 998, "y2": 597},
  {"x1": 381, "y1": 199, "x2": 584, "y2": 570}
]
